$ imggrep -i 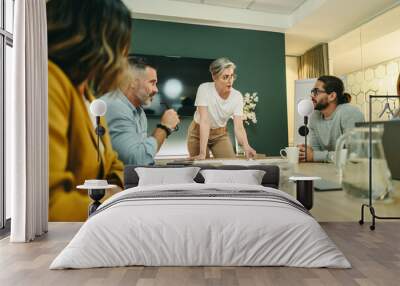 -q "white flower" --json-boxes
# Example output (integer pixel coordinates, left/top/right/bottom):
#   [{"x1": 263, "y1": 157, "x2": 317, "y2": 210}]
[{"x1": 241, "y1": 91, "x2": 258, "y2": 125}]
